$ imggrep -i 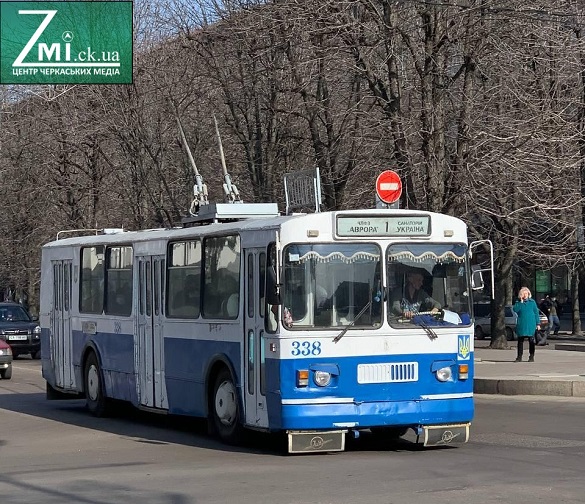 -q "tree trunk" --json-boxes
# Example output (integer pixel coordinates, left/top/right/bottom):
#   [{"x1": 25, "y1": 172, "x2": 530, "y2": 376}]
[{"x1": 571, "y1": 267, "x2": 582, "y2": 335}]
